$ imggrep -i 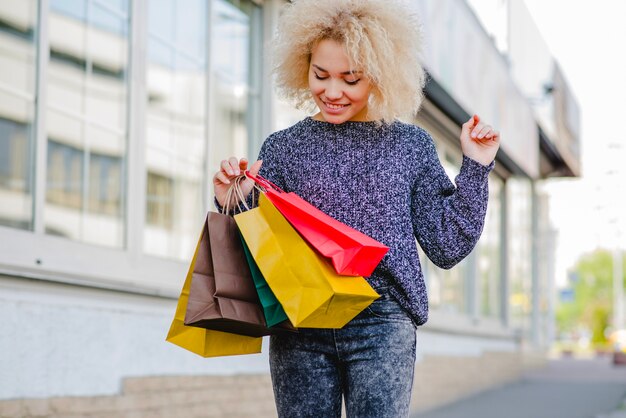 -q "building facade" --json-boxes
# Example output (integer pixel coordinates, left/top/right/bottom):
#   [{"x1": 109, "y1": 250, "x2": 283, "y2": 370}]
[{"x1": 0, "y1": 0, "x2": 579, "y2": 416}]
